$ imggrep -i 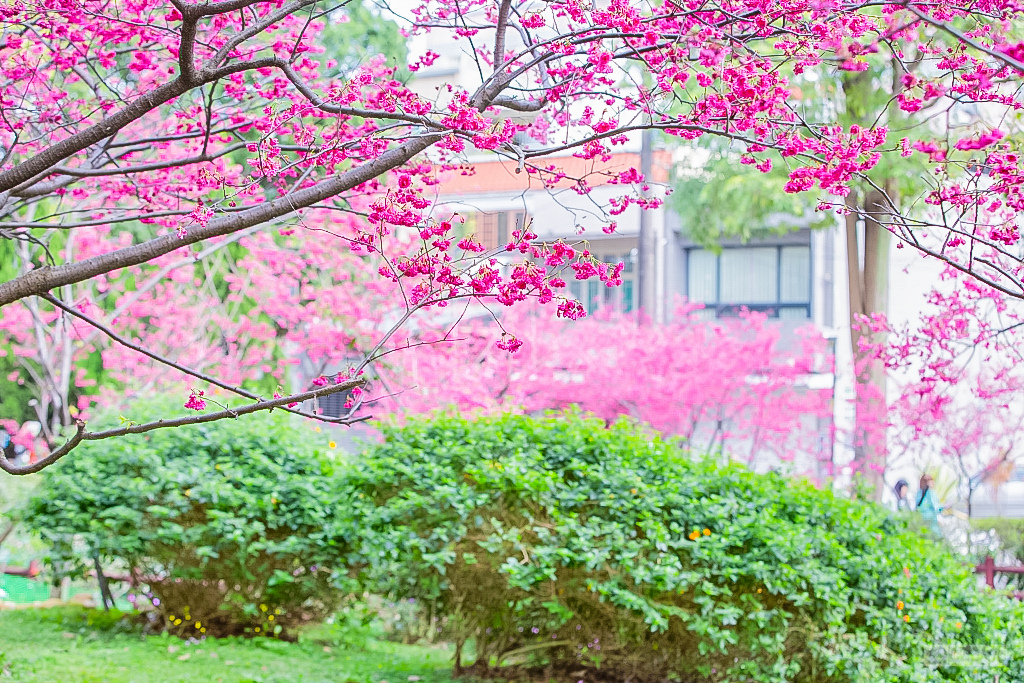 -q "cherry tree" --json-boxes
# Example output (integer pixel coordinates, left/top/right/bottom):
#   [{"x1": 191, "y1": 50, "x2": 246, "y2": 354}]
[
  {"x1": 1, "y1": 0, "x2": 1023, "y2": 474},
  {"x1": 865, "y1": 267, "x2": 1024, "y2": 512}
]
